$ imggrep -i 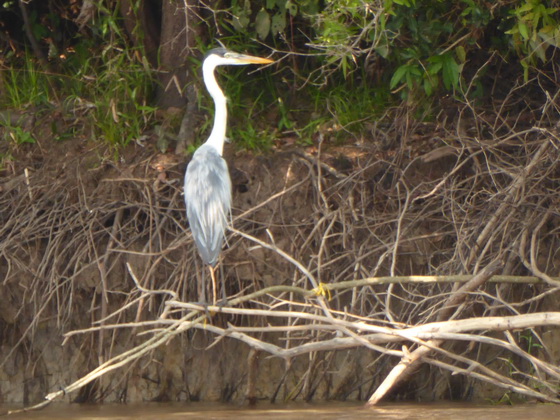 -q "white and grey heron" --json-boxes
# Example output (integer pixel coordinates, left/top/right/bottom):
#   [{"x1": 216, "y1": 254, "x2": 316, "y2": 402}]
[{"x1": 184, "y1": 47, "x2": 273, "y2": 304}]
